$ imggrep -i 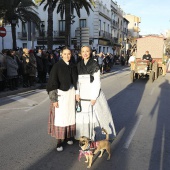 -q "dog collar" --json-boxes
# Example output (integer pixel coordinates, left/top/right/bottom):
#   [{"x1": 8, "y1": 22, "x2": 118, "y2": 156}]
[{"x1": 84, "y1": 143, "x2": 91, "y2": 151}]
